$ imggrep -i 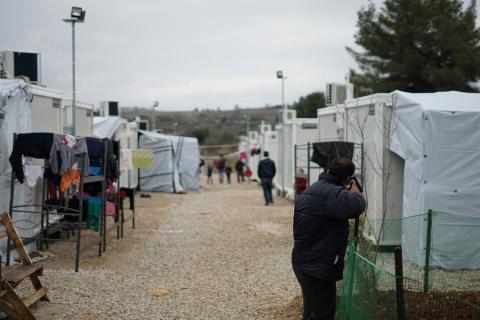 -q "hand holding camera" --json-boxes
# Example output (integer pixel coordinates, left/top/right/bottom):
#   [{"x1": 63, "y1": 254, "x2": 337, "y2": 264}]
[{"x1": 347, "y1": 176, "x2": 362, "y2": 193}]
